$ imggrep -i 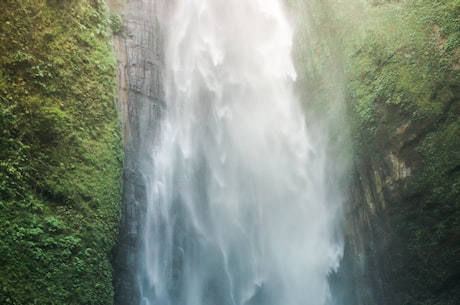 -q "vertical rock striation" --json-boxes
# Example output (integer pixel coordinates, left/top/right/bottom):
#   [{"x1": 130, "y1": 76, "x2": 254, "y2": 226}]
[
  {"x1": 112, "y1": 1, "x2": 163, "y2": 304},
  {"x1": 339, "y1": 127, "x2": 420, "y2": 305}
]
